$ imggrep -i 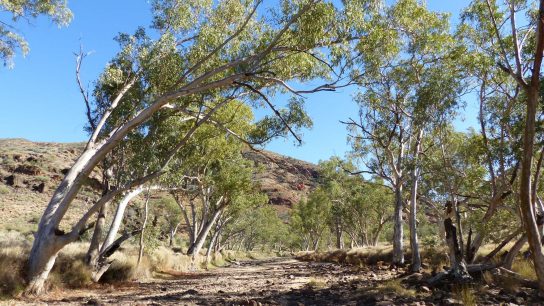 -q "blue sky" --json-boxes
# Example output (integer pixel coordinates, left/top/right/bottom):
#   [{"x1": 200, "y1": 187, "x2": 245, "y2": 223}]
[{"x1": 0, "y1": 0, "x2": 476, "y2": 164}]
